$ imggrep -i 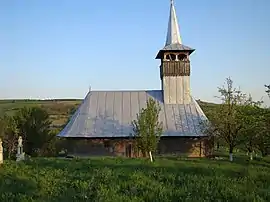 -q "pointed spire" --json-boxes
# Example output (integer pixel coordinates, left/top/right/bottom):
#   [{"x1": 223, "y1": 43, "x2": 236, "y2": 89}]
[
  {"x1": 156, "y1": 0, "x2": 194, "y2": 59},
  {"x1": 165, "y1": 0, "x2": 182, "y2": 46}
]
